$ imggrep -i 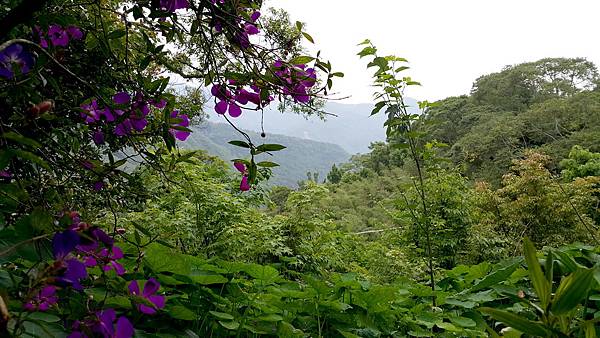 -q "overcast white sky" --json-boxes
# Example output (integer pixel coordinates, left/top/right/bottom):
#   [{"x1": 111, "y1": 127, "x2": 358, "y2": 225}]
[{"x1": 267, "y1": 0, "x2": 600, "y2": 104}]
